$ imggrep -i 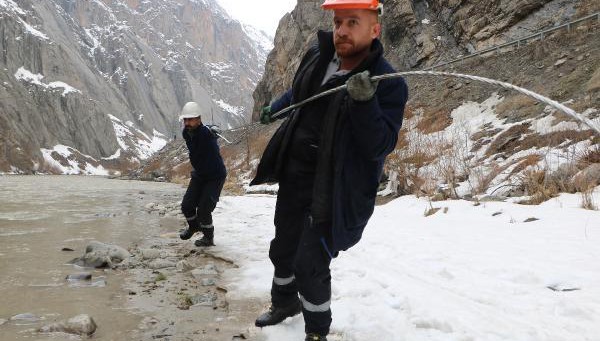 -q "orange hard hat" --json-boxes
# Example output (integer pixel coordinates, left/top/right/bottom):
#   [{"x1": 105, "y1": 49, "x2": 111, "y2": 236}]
[{"x1": 321, "y1": 0, "x2": 381, "y2": 11}]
